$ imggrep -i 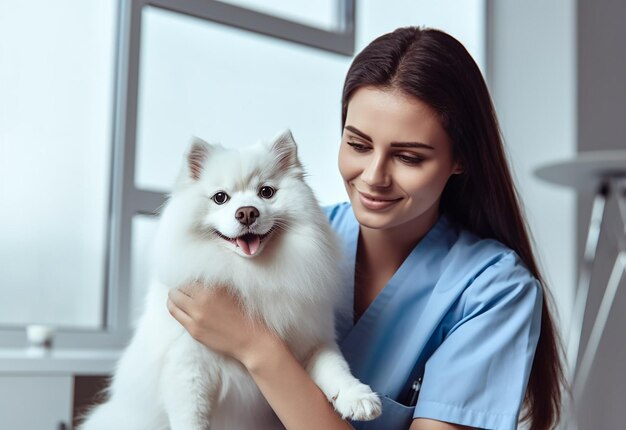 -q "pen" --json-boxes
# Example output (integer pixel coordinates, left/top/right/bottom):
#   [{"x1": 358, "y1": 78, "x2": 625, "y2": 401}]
[{"x1": 408, "y1": 377, "x2": 422, "y2": 407}]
